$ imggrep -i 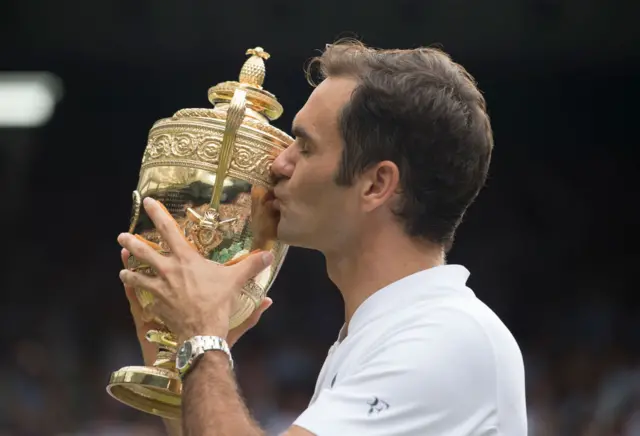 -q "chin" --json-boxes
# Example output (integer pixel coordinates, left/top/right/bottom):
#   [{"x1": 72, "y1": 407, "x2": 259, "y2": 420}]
[
  {"x1": 275, "y1": 221, "x2": 295, "y2": 245},
  {"x1": 275, "y1": 221, "x2": 314, "y2": 249}
]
